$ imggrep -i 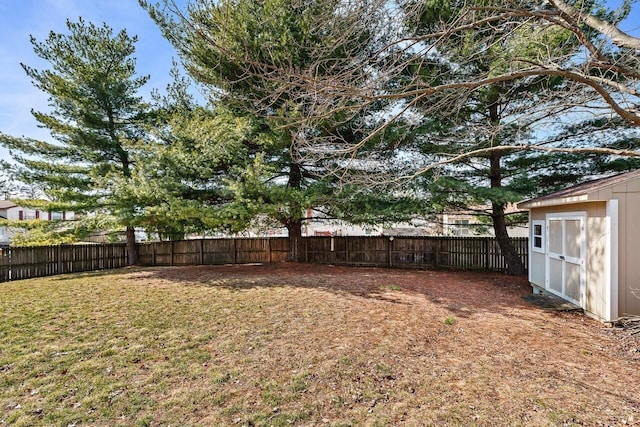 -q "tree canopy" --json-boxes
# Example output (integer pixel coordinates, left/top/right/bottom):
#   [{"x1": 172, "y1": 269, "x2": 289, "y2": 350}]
[{"x1": 142, "y1": 0, "x2": 426, "y2": 260}]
